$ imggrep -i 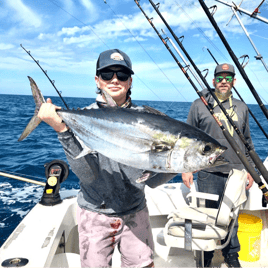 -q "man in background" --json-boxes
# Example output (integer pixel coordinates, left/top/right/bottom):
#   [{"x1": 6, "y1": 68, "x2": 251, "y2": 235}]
[{"x1": 182, "y1": 63, "x2": 254, "y2": 268}]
